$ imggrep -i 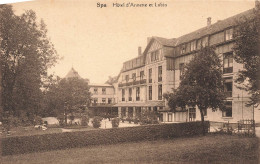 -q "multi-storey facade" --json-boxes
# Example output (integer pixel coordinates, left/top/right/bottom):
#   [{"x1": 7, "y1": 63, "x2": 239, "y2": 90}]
[
  {"x1": 89, "y1": 83, "x2": 118, "y2": 117},
  {"x1": 65, "y1": 68, "x2": 118, "y2": 117},
  {"x1": 115, "y1": 37, "x2": 176, "y2": 120},
  {"x1": 114, "y1": 4, "x2": 259, "y2": 123}
]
